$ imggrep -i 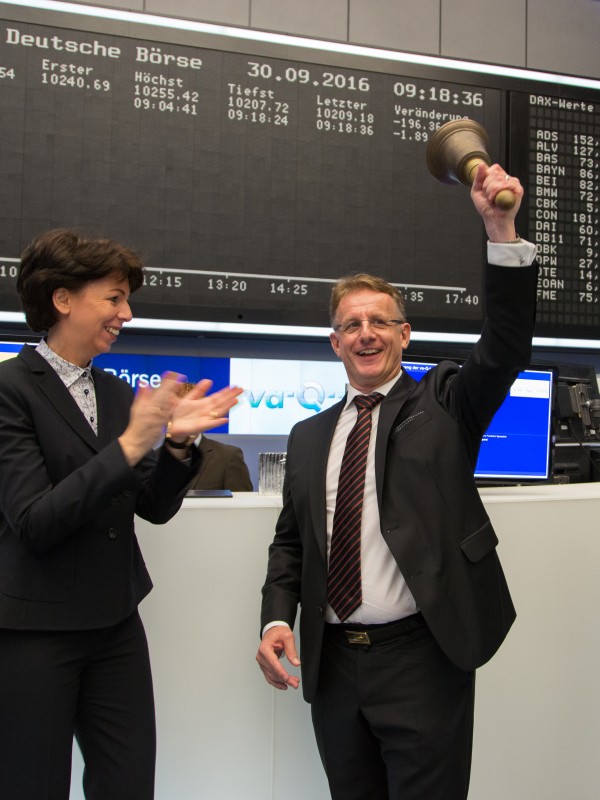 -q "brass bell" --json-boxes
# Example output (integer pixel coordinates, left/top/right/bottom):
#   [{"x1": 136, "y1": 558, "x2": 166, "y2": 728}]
[{"x1": 426, "y1": 119, "x2": 515, "y2": 210}]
